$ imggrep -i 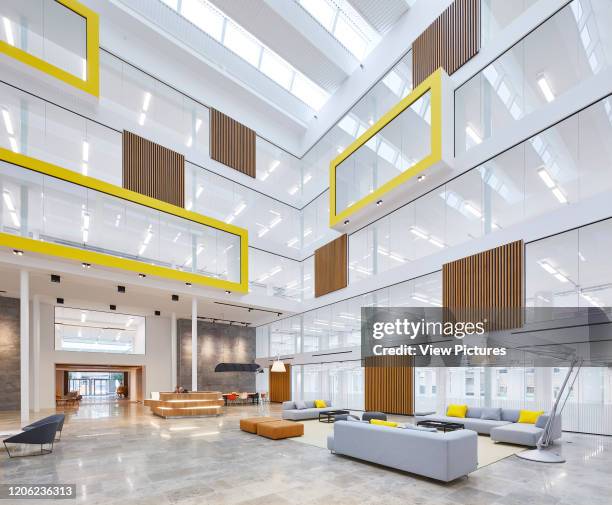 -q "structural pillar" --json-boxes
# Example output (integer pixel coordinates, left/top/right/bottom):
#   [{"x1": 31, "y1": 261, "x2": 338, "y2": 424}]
[
  {"x1": 33, "y1": 294, "x2": 40, "y2": 412},
  {"x1": 20, "y1": 270, "x2": 29, "y2": 424},
  {"x1": 191, "y1": 298, "x2": 197, "y2": 391},
  {"x1": 171, "y1": 312, "x2": 177, "y2": 388}
]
